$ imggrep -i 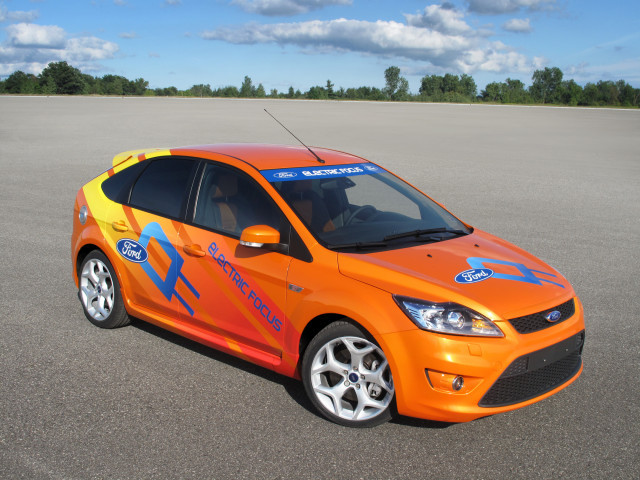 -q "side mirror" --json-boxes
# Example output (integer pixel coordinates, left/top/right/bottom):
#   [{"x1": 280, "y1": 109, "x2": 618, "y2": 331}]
[{"x1": 239, "y1": 225, "x2": 280, "y2": 248}]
